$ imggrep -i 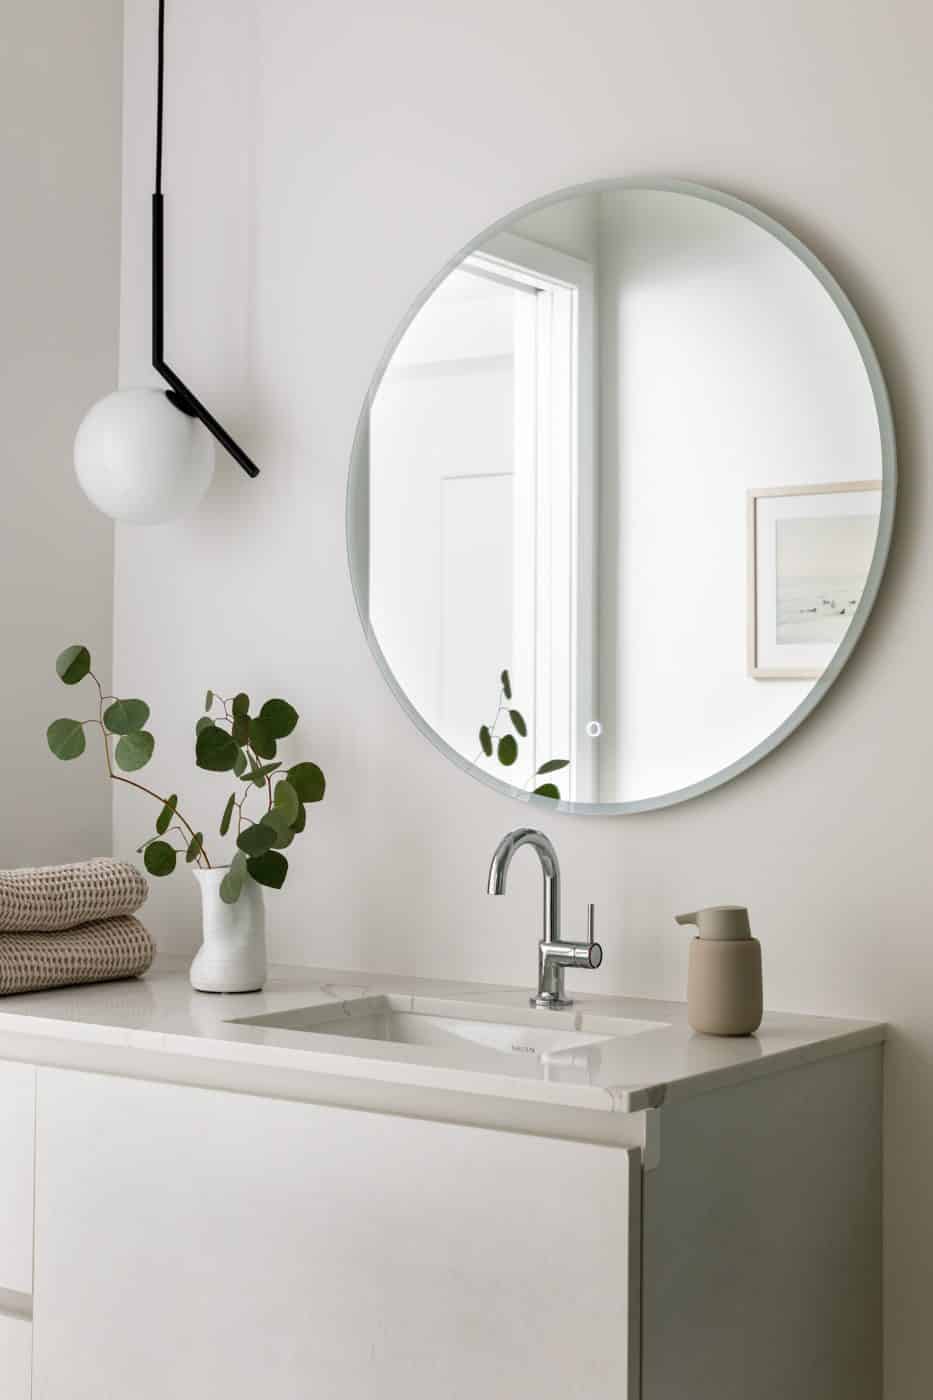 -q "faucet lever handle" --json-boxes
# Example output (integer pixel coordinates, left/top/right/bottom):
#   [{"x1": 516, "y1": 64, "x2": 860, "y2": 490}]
[{"x1": 580, "y1": 903, "x2": 603, "y2": 969}]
